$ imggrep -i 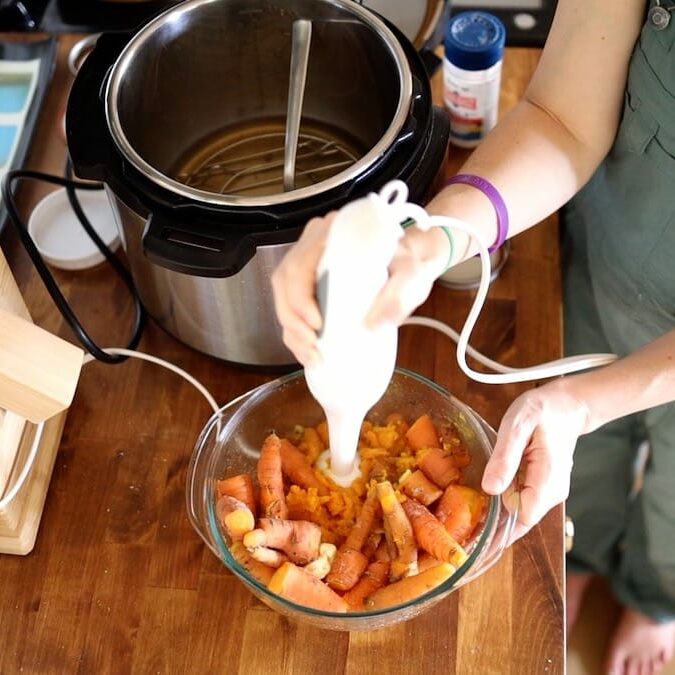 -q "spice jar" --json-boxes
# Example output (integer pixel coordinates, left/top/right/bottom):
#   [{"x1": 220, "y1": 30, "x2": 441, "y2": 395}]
[{"x1": 443, "y1": 11, "x2": 506, "y2": 148}]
